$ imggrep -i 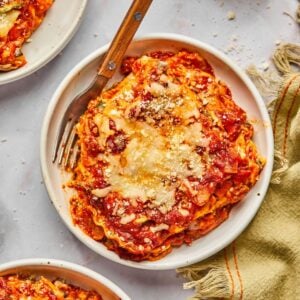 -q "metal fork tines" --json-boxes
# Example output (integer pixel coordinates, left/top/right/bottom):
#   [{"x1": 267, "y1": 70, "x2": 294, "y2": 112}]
[
  {"x1": 52, "y1": 75, "x2": 108, "y2": 168},
  {"x1": 52, "y1": 0, "x2": 153, "y2": 168}
]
